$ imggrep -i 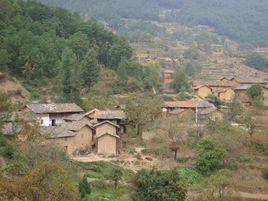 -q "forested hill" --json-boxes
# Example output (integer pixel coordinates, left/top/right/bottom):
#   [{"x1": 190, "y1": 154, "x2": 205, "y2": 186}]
[
  {"x1": 0, "y1": 0, "x2": 135, "y2": 79},
  {"x1": 0, "y1": 0, "x2": 161, "y2": 103},
  {"x1": 37, "y1": 0, "x2": 268, "y2": 47}
]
